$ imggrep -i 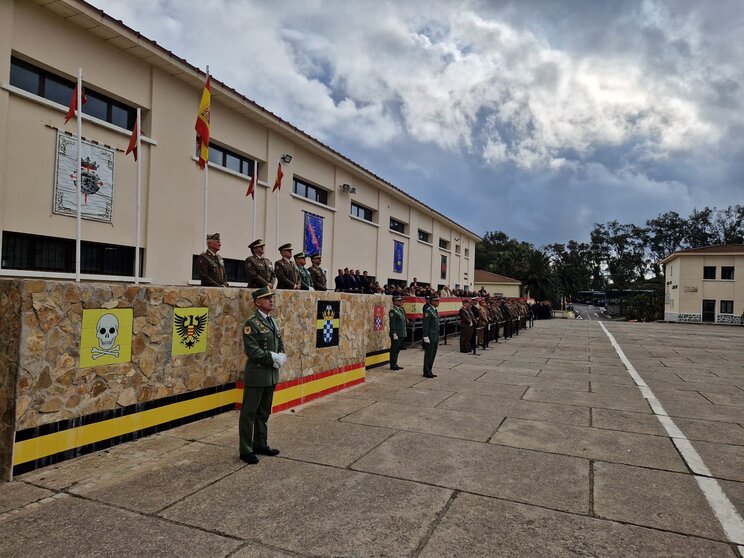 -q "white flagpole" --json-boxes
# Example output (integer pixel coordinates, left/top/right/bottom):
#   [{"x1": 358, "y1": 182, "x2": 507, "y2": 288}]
[
  {"x1": 75, "y1": 67, "x2": 83, "y2": 283},
  {"x1": 274, "y1": 160, "x2": 279, "y2": 251},
  {"x1": 134, "y1": 107, "x2": 142, "y2": 284},
  {"x1": 252, "y1": 159, "x2": 257, "y2": 240},
  {"x1": 202, "y1": 66, "x2": 210, "y2": 246}
]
